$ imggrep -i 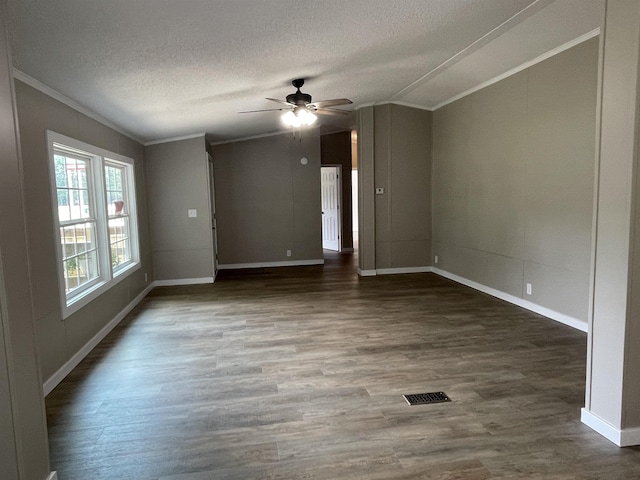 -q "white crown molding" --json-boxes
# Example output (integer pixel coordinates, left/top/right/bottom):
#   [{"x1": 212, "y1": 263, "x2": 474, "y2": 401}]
[
  {"x1": 432, "y1": 28, "x2": 601, "y2": 111},
  {"x1": 144, "y1": 133, "x2": 206, "y2": 146},
  {"x1": 391, "y1": 0, "x2": 554, "y2": 101},
  {"x1": 386, "y1": 101, "x2": 434, "y2": 112},
  {"x1": 354, "y1": 101, "x2": 433, "y2": 112},
  {"x1": 13, "y1": 69, "x2": 144, "y2": 145}
]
